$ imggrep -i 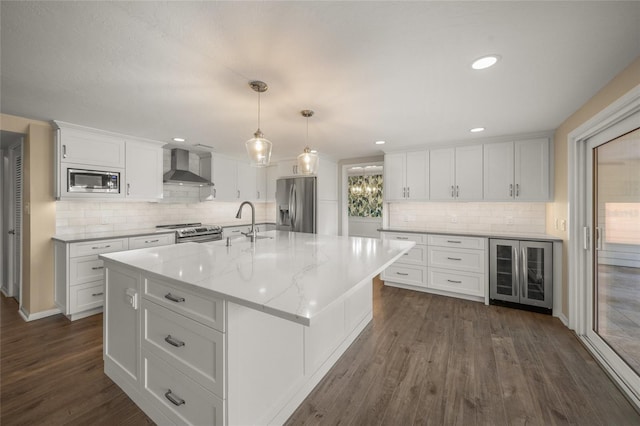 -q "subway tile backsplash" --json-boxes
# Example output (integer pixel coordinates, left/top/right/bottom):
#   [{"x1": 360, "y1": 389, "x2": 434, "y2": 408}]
[
  {"x1": 55, "y1": 200, "x2": 277, "y2": 236},
  {"x1": 387, "y1": 202, "x2": 546, "y2": 234}
]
